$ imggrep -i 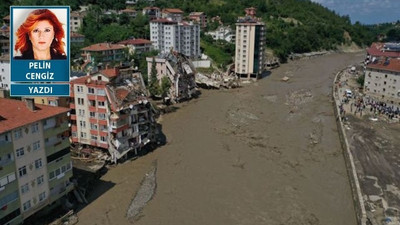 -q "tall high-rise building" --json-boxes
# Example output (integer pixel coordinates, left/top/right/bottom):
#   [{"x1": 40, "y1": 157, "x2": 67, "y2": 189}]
[
  {"x1": 235, "y1": 7, "x2": 265, "y2": 80},
  {"x1": 150, "y1": 19, "x2": 201, "y2": 58},
  {"x1": 0, "y1": 98, "x2": 72, "y2": 225}
]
